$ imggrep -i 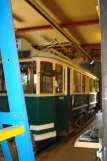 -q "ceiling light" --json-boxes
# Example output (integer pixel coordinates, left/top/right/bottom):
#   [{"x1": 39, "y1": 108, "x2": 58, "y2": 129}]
[{"x1": 89, "y1": 60, "x2": 95, "y2": 65}]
